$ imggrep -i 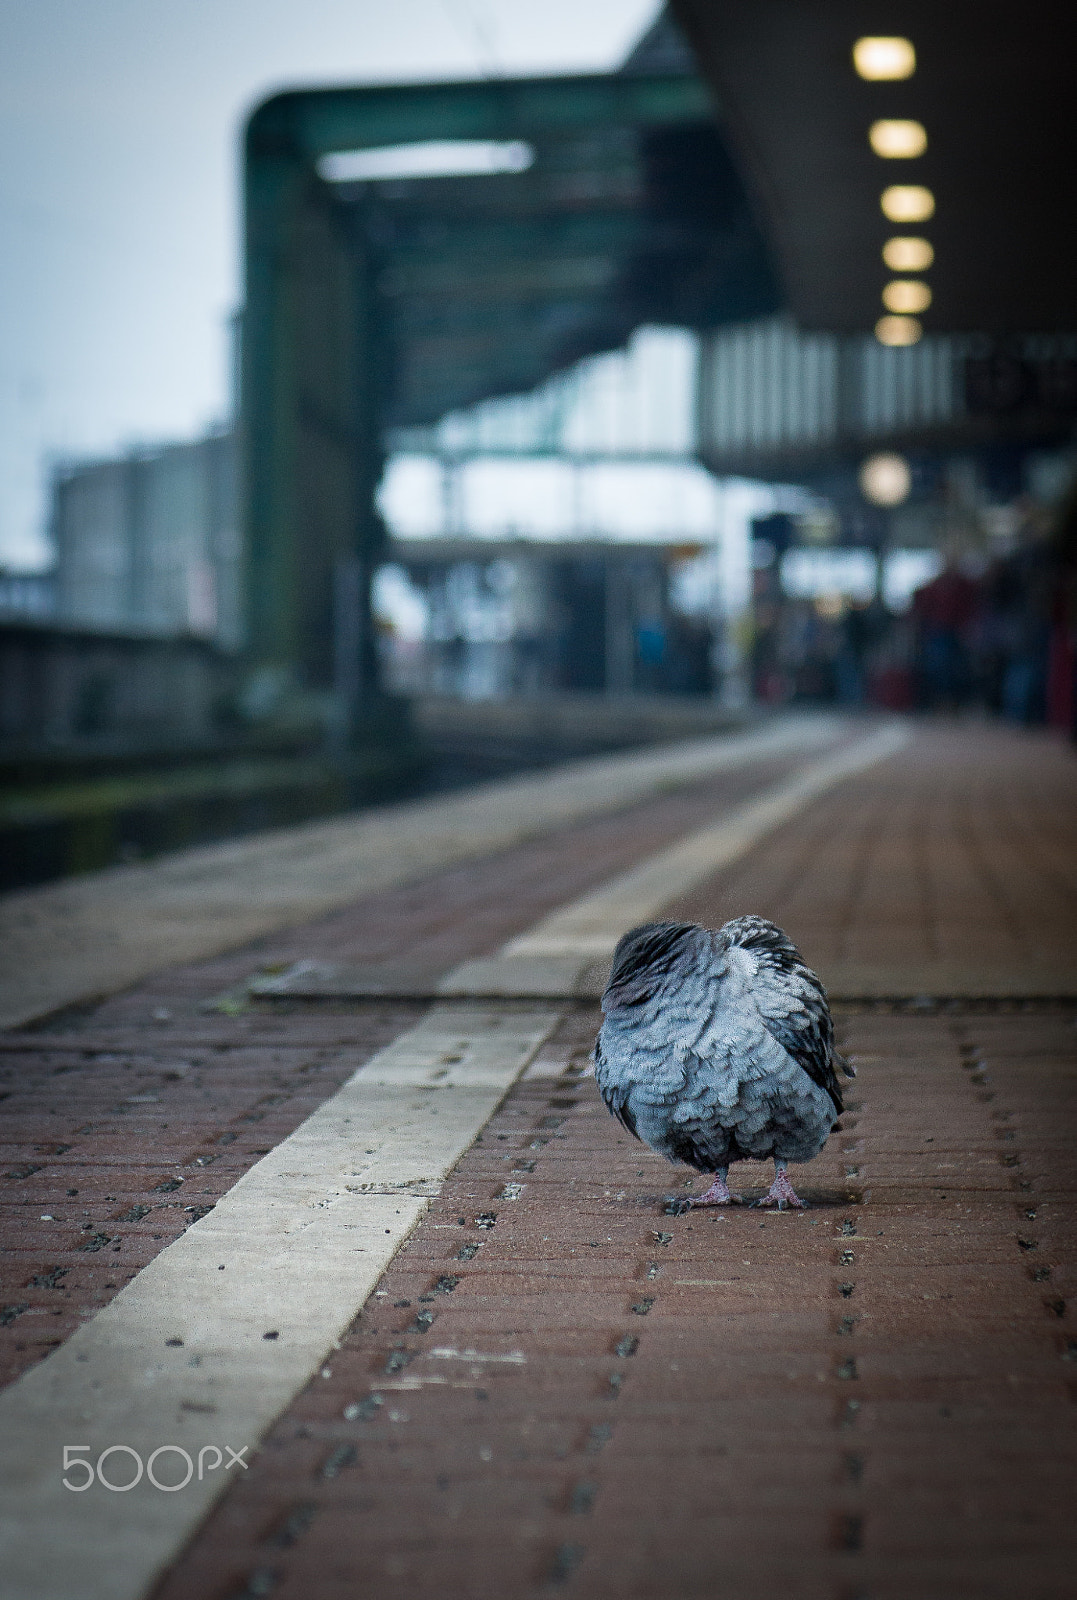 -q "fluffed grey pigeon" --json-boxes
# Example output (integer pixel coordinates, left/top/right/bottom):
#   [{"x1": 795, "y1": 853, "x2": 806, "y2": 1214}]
[{"x1": 593, "y1": 916, "x2": 853, "y2": 1209}]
